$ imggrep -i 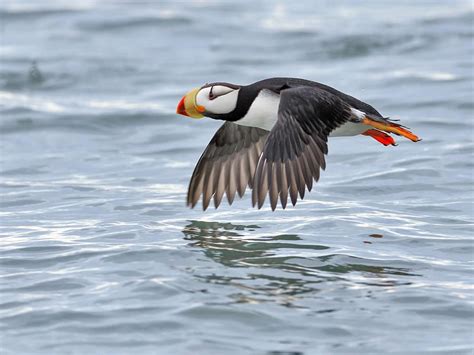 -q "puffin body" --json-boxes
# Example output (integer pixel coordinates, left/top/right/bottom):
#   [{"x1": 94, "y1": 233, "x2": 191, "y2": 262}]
[{"x1": 176, "y1": 77, "x2": 420, "y2": 210}]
